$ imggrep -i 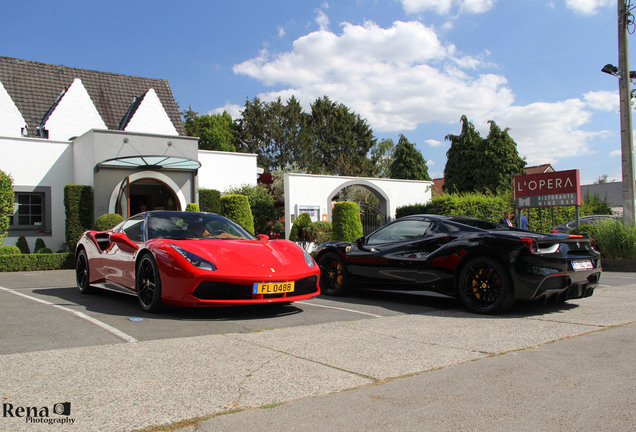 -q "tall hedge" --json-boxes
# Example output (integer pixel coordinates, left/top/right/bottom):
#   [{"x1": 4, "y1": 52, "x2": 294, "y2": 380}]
[
  {"x1": 199, "y1": 188, "x2": 222, "y2": 213},
  {"x1": 332, "y1": 202, "x2": 363, "y2": 242},
  {"x1": 219, "y1": 194, "x2": 255, "y2": 234},
  {"x1": 0, "y1": 170, "x2": 14, "y2": 244},
  {"x1": 64, "y1": 185, "x2": 94, "y2": 250}
]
